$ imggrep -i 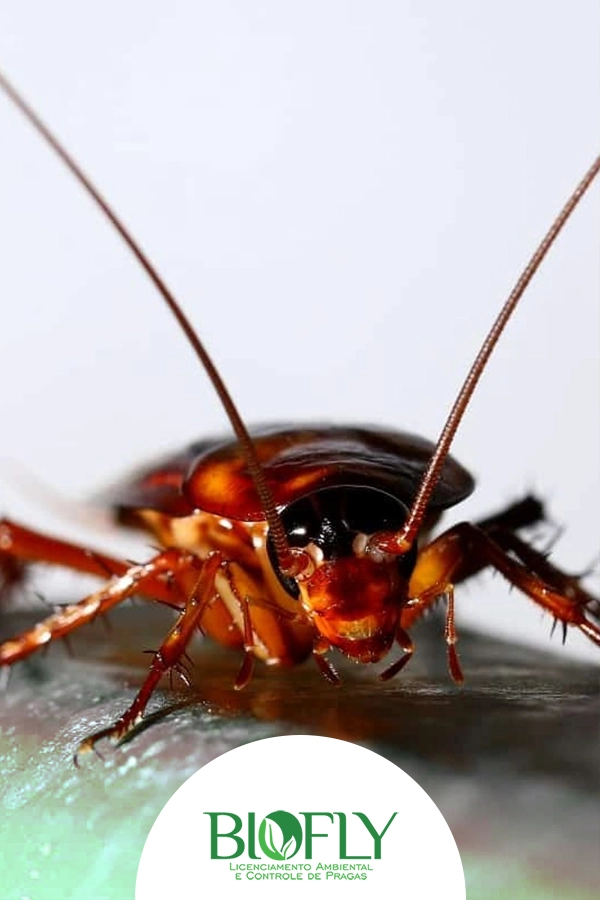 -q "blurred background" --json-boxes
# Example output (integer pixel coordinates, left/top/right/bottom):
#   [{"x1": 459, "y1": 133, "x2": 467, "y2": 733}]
[{"x1": 0, "y1": 0, "x2": 598, "y2": 660}]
